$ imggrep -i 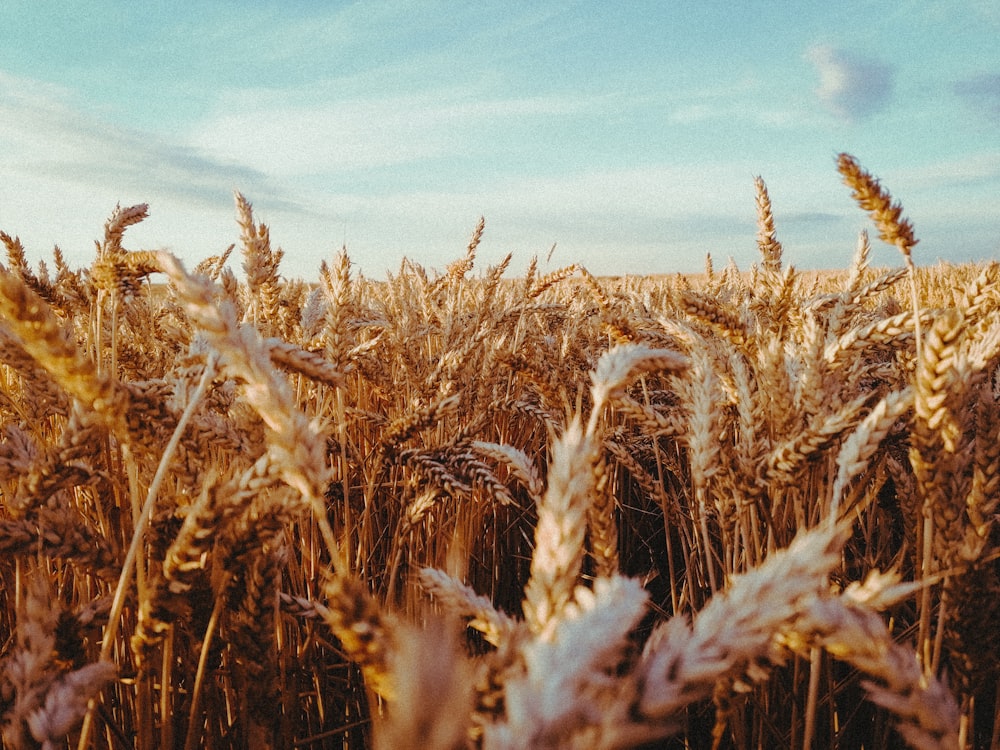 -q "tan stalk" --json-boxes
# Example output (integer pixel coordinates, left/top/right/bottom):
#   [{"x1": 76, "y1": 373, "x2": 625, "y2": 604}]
[{"x1": 78, "y1": 353, "x2": 218, "y2": 750}]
